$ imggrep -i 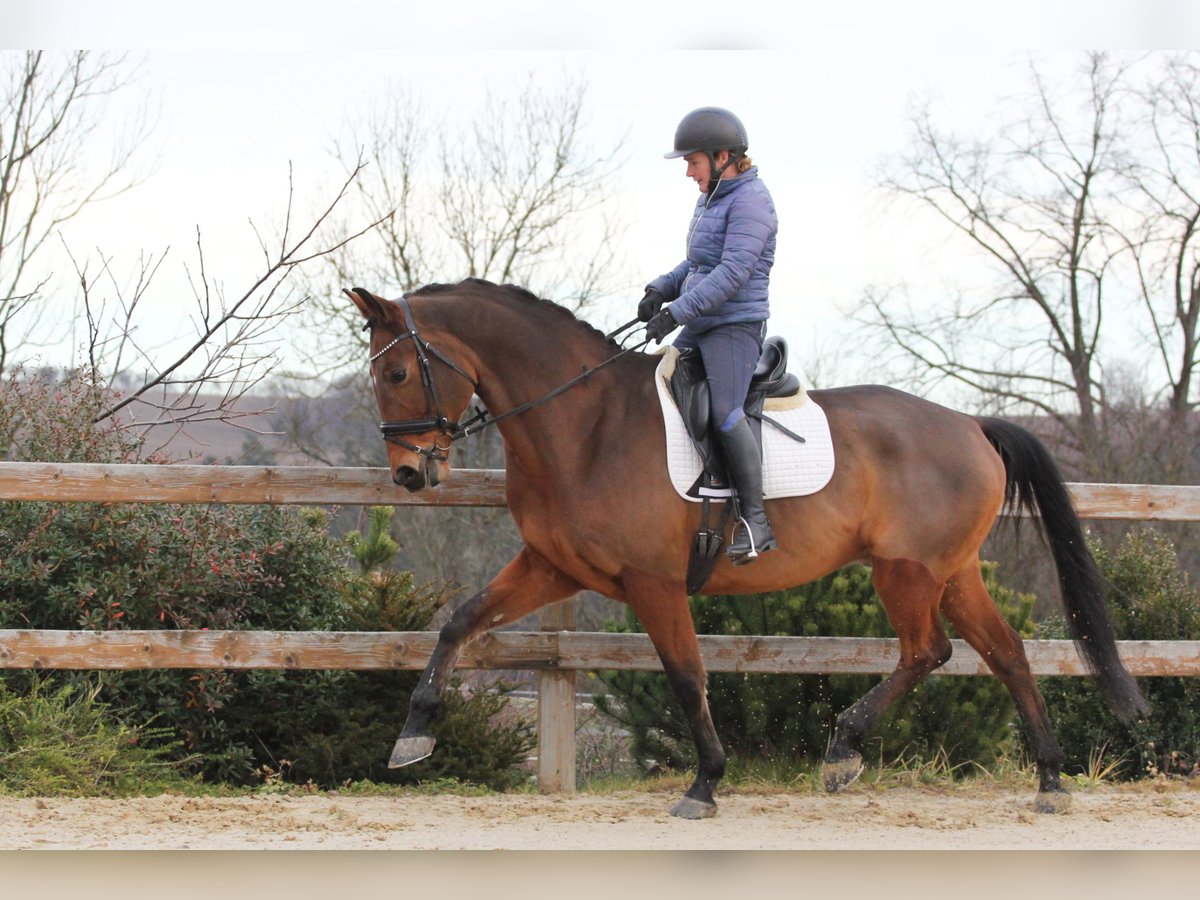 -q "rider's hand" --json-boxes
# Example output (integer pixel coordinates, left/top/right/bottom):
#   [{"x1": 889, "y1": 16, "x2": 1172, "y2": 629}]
[
  {"x1": 645, "y1": 308, "x2": 679, "y2": 344},
  {"x1": 637, "y1": 289, "x2": 665, "y2": 323}
]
